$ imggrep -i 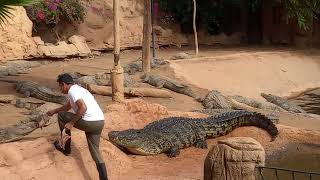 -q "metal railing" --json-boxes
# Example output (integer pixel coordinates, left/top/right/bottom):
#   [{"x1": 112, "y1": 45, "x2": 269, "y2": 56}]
[{"x1": 256, "y1": 166, "x2": 320, "y2": 180}]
